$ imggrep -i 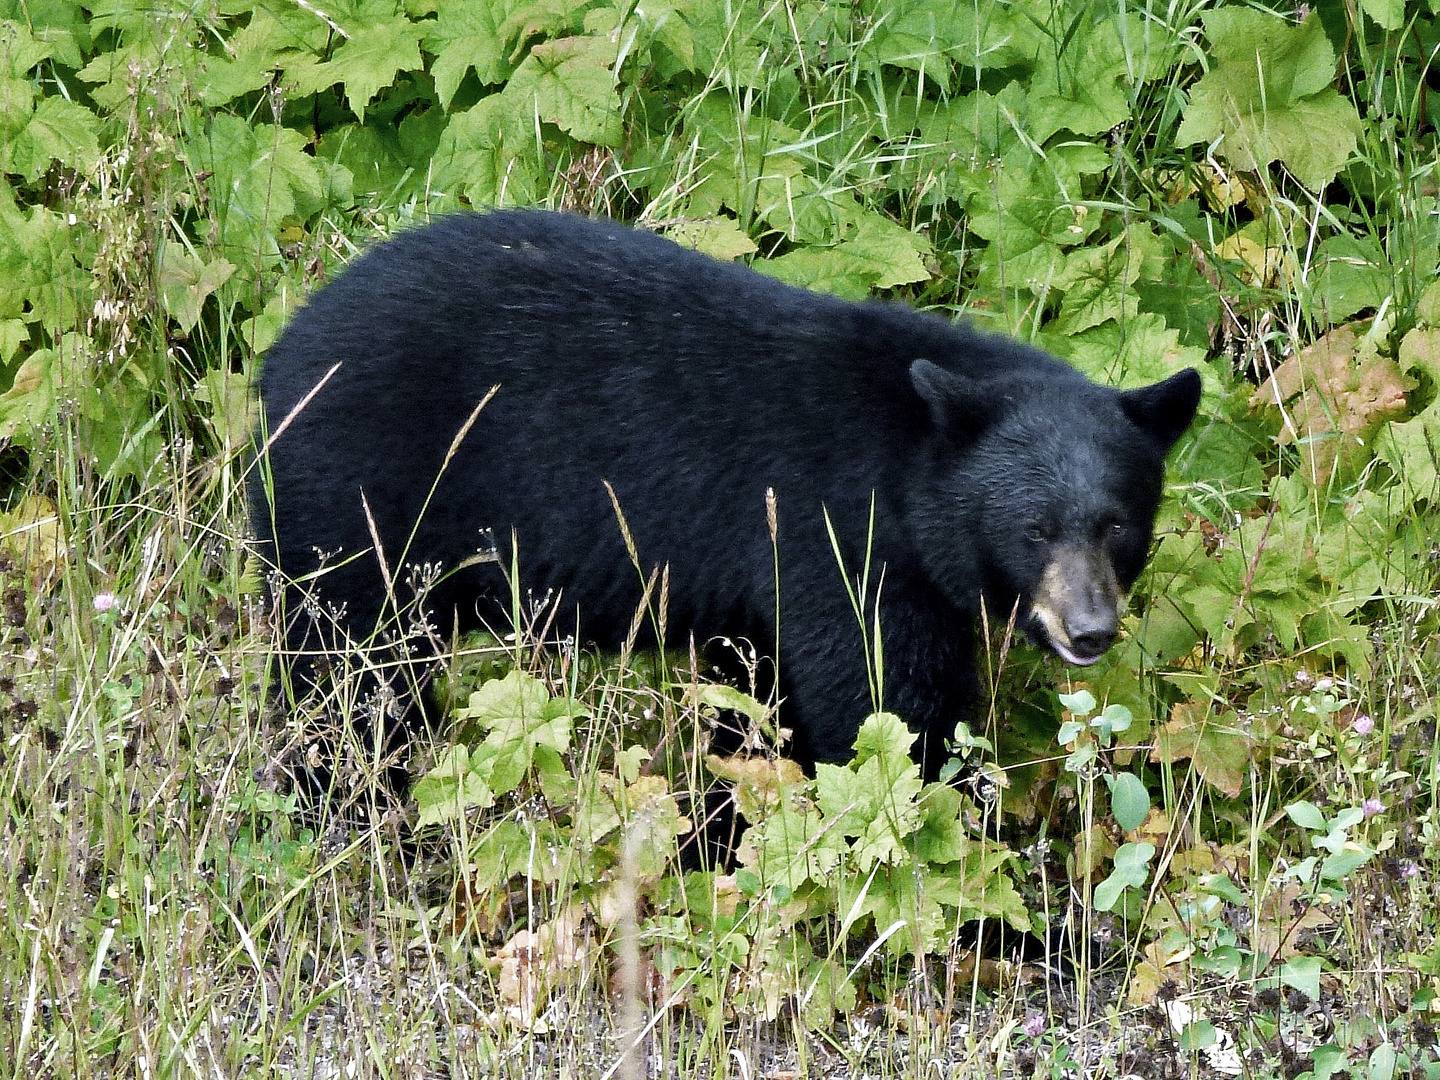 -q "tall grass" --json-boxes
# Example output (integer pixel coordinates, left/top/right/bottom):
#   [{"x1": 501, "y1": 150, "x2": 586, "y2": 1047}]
[{"x1": 1, "y1": 0, "x2": 1438, "y2": 1075}]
